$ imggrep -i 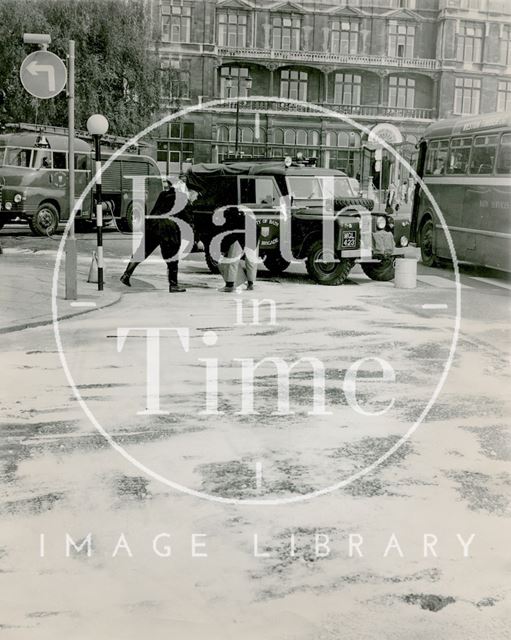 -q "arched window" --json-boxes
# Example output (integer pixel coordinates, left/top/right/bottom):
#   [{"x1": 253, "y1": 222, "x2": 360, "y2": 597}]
[
  {"x1": 296, "y1": 130, "x2": 307, "y2": 146},
  {"x1": 217, "y1": 126, "x2": 229, "y2": 142},
  {"x1": 308, "y1": 130, "x2": 319, "y2": 146},
  {"x1": 349, "y1": 131, "x2": 361, "y2": 148},
  {"x1": 337, "y1": 131, "x2": 350, "y2": 147},
  {"x1": 274, "y1": 128, "x2": 284, "y2": 145},
  {"x1": 229, "y1": 126, "x2": 237, "y2": 142},
  {"x1": 242, "y1": 127, "x2": 254, "y2": 143},
  {"x1": 284, "y1": 129, "x2": 296, "y2": 145},
  {"x1": 326, "y1": 131, "x2": 334, "y2": 147}
]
